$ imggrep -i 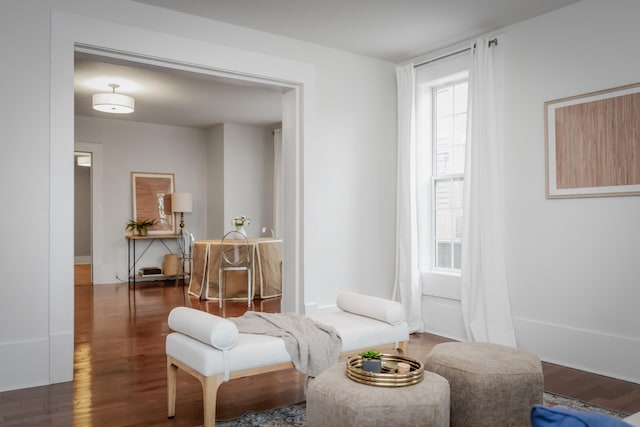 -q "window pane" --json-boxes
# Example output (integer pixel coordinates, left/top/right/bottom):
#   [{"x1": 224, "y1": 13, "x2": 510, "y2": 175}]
[
  {"x1": 454, "y1": 113, "x2": 467, "y2": 145},
  {"x1": 436, "y1": 116, "x2": 452, "y2": 140},
  {"x1": 436, "y1": 87, "x2": 453, "y2": 116},
  {"x1": 434, "y1": 179, "x2": 452, "y2": 209},
  {"x1": 454, "y1": 82, "x2": 468, "y2": 114},
  {"x1": 435, "y1": 210, "x2": 452, "y2": 238},
  {"x1": 436, "y1": 241, "x2": 452, "y2": 269},
  {"x1": 435, "y1": 115, "x2": 453, "y2": 175},
  {"x1": 451, "y1": 180, "x2": 463, "y2": 209},
  {"x1": 454, "y1": 209, "x2": 463, "y2": 238},
  {"x1": 453, "y1": 242, "x2": 462, "y2": 269},
  {"x1": 451, "y1": 144, "x2": 465, "y2": 174}
]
